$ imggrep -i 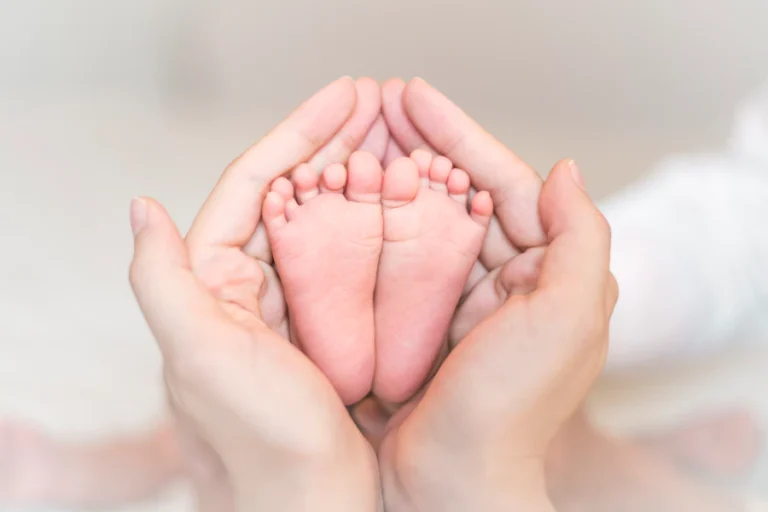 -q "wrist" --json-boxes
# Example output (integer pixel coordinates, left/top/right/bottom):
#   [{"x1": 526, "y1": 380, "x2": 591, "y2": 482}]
[
  {"x1": 233, "y1": 434, "x2": 381, "y2": 512},
  {"x1": 384, "y1": 432, "x2": 553, "y2": 512}
]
